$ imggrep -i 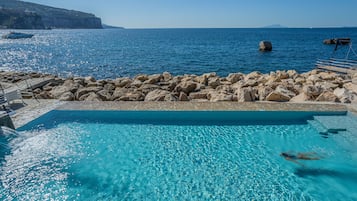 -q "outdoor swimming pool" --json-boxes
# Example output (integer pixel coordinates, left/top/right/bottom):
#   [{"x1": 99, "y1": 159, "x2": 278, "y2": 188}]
[{"x1": 1, "y1": 111, "x2": 357, "y2": 200}]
